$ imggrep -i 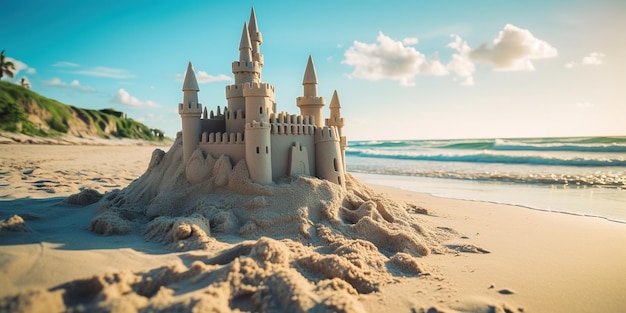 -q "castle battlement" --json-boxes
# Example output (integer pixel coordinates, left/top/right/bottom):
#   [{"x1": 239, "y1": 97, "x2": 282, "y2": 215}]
[
  {"x1": 243, "y1": 82, "x2": 275, "y2": 98},
  {"x1": 225, "y1": 85, "x2": 244, "y2": 98},
  {"x1": 270, "y1": 123, "x2": 315, "y2": 135},
  {"x1": 270, "y1": 112, "x2": 313, "y2": 125},
  {"x1": 178, "y1": 102, "x2": 202, "y2": 115},
  {"x1": 296, "y1": 96, "x2": 325, "y2": 106},
  {"x1": 202, "y1": 131, "x2": 244, "y2": 144},
  {"x1": 207, "y1": 105, "x2": 225, "y2": 119},
  {"x1": 314, "y1": 126, "x2": 340, "y2": 143},
  {"x1": 232, "y1": 60, "x2": 261, "y2": 73},
  {"x1": 326, "y1": 116, "x2": 345, "y2": 127}
]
